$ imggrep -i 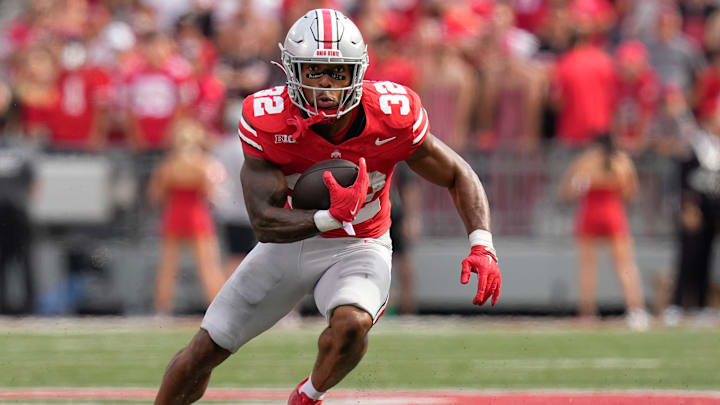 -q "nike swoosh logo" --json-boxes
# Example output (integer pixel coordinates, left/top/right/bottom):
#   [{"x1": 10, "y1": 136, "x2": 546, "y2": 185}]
[
  {"x1": 375, "y1": 137, "x2": 396, "y2": 146},
  {"x1": 349, "y1": 198, "x2": 360, "y2": 215}
]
